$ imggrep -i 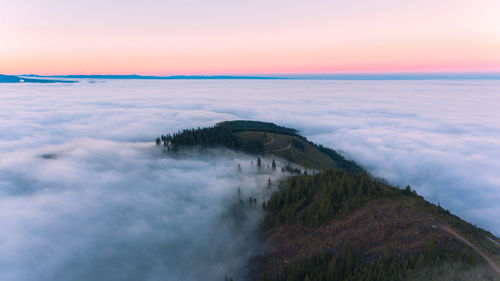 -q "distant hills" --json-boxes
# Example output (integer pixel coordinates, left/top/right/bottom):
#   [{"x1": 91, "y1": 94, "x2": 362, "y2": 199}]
[
  {"x1": 20, "y1": 73, "x2": 500, "y2": 80},
  {"x1": 0, "y1": 74, "x2": 75, "y2": 83},
  {"x1": 282, "y1": 73, "x2": 500, "y2": 80},
  {"x1": 4, "y1": 73, "x2": 499, "y2": 83},
  {"x1": 21, "y1": 74, "x2": 282, "y2": 80}
]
